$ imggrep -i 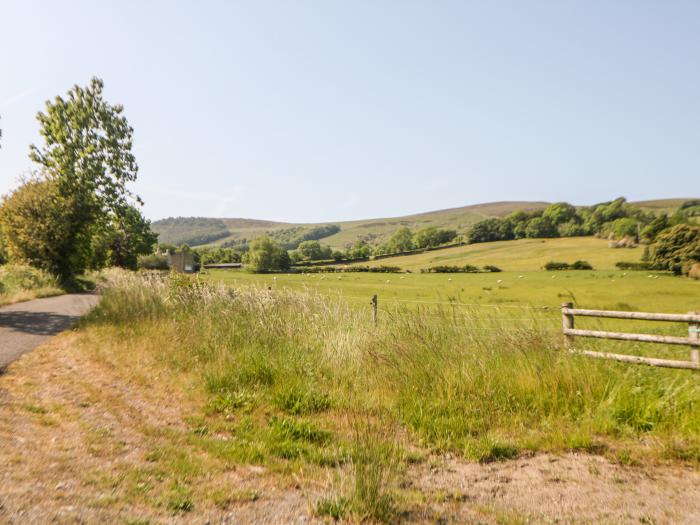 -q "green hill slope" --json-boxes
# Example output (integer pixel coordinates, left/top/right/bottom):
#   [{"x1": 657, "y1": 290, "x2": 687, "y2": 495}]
[
  {"x1": 350, "y1": 236, "x2": 642, "y2": 272},
  {"x1": 151, "y1": 198, "x2": 696, "y2": 249}
]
